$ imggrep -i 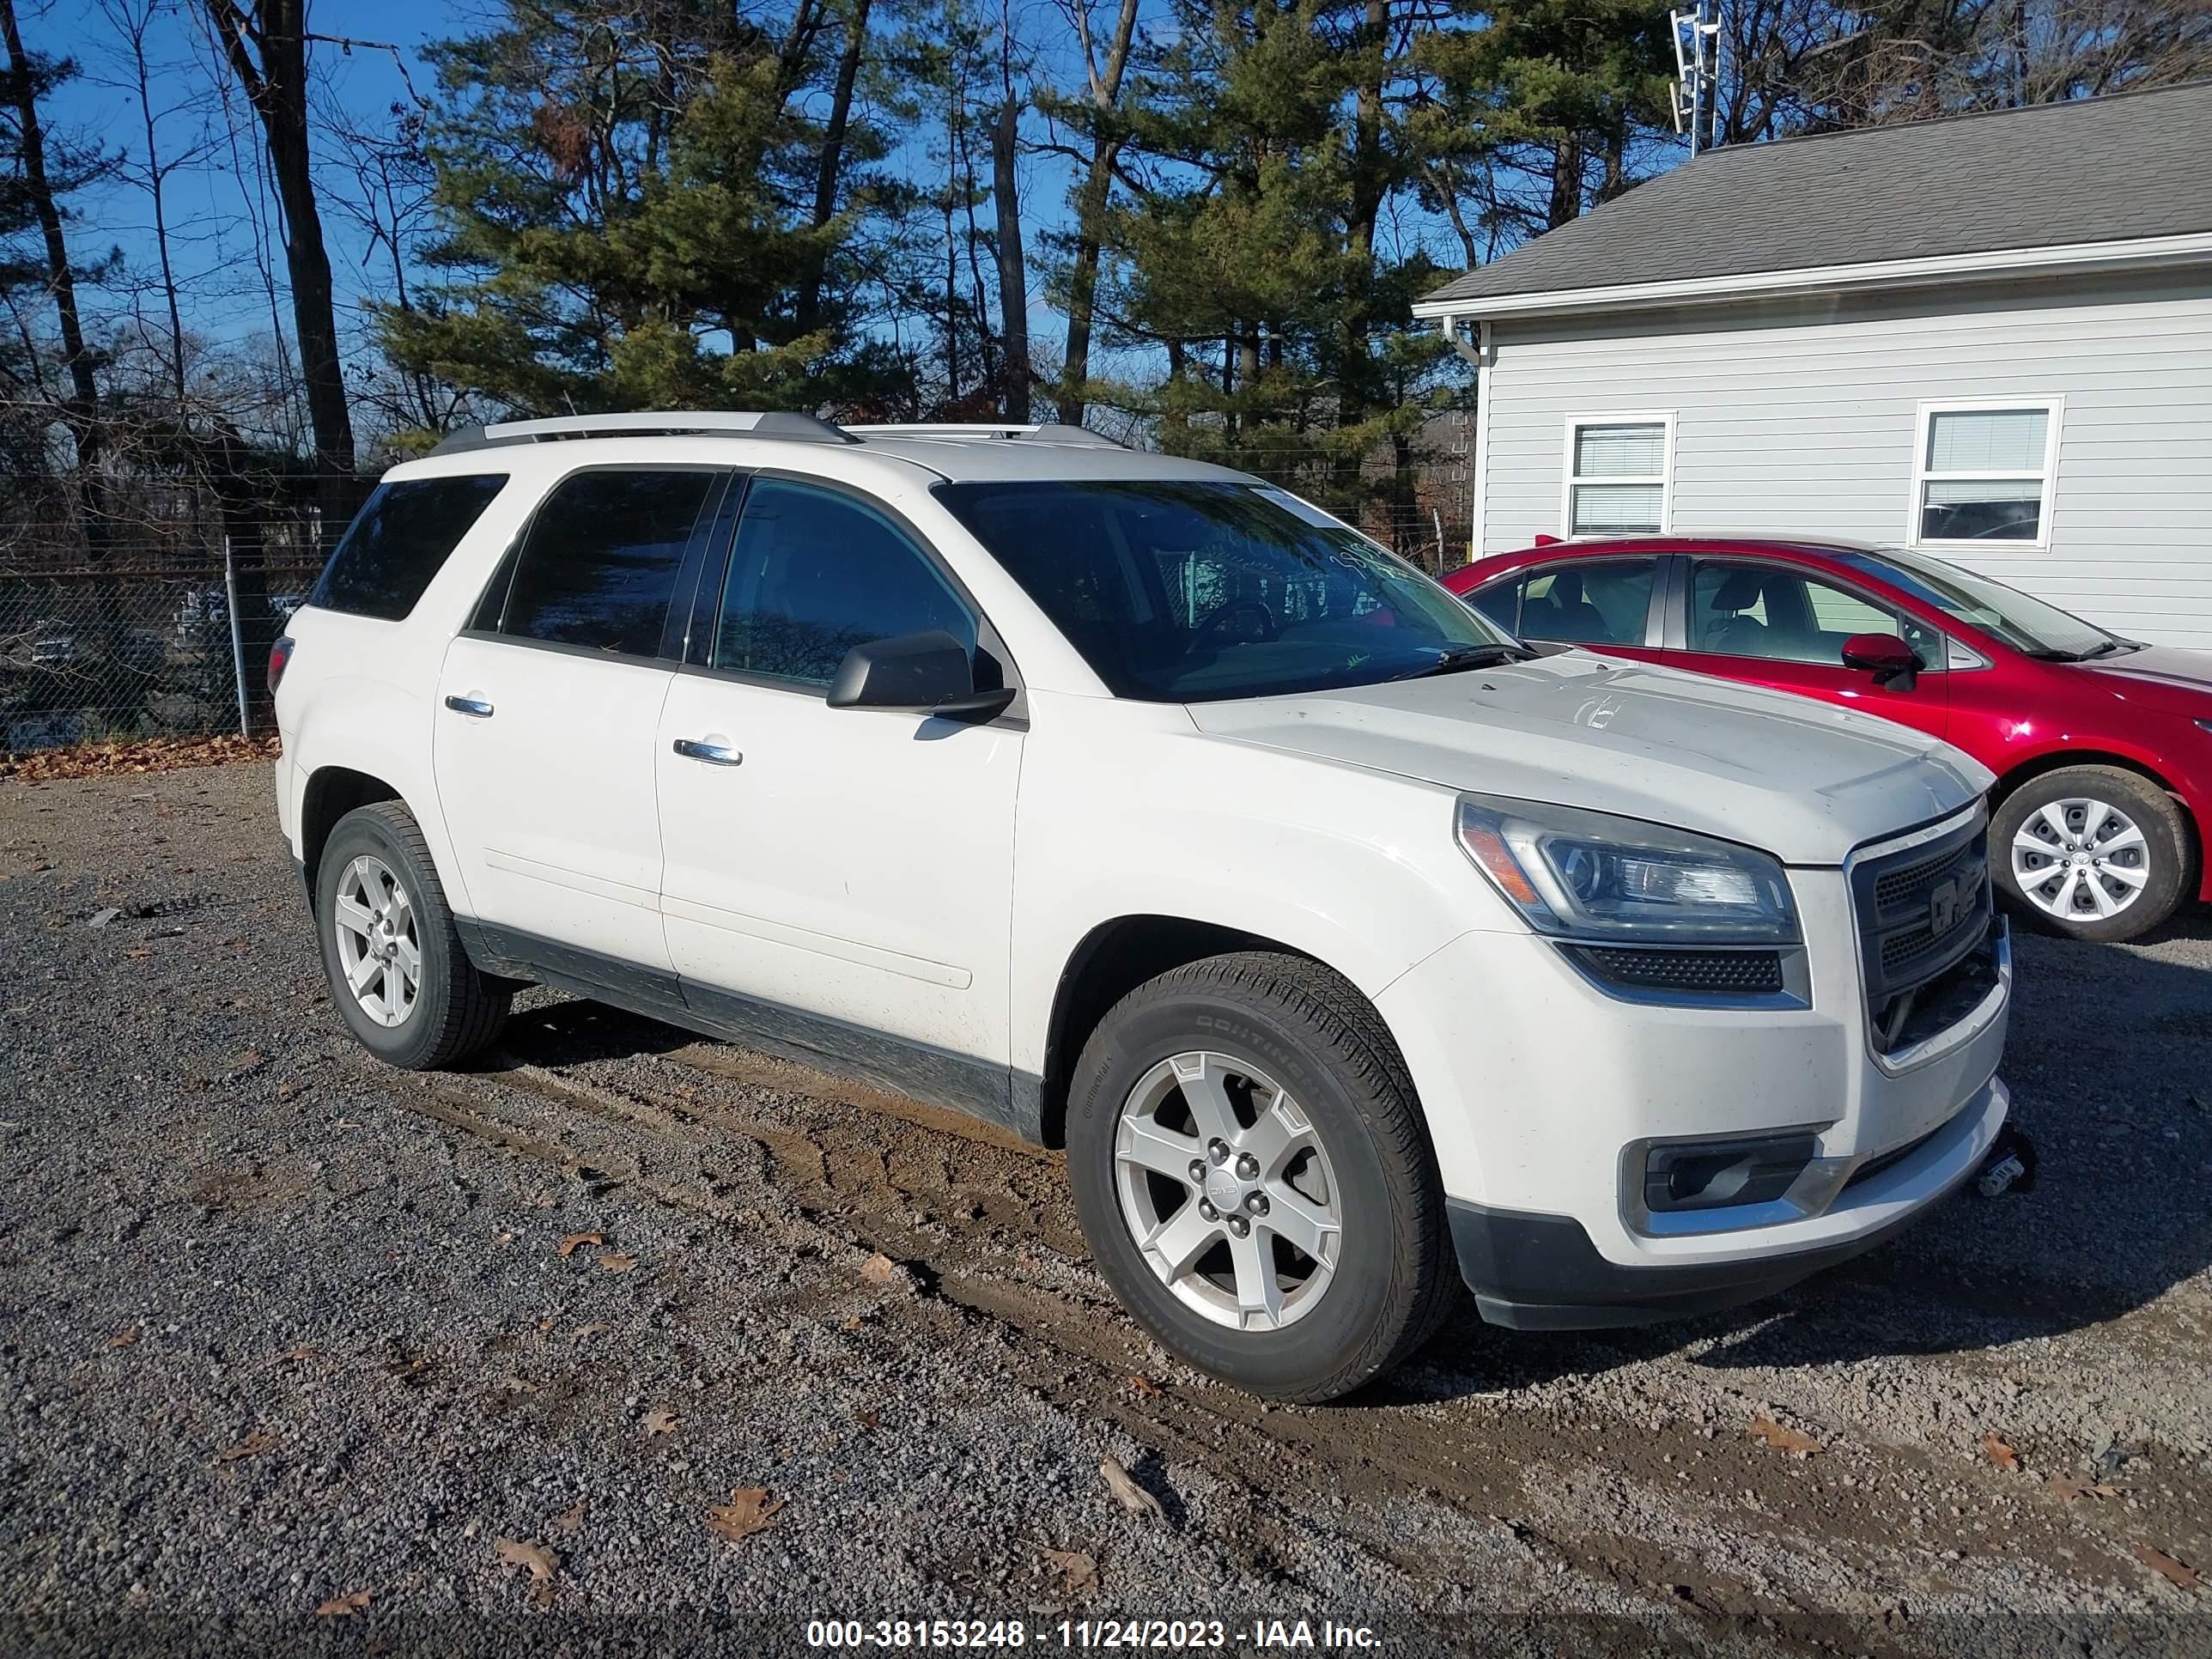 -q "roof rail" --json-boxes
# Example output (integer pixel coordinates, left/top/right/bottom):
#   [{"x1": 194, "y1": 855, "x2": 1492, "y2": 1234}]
[
  {"x1": 846, "y1": 422, "x2": 1125, "y2": 449},
  {"x1": 428, "y1": 410, "x2": 857, "y2": 455}
]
